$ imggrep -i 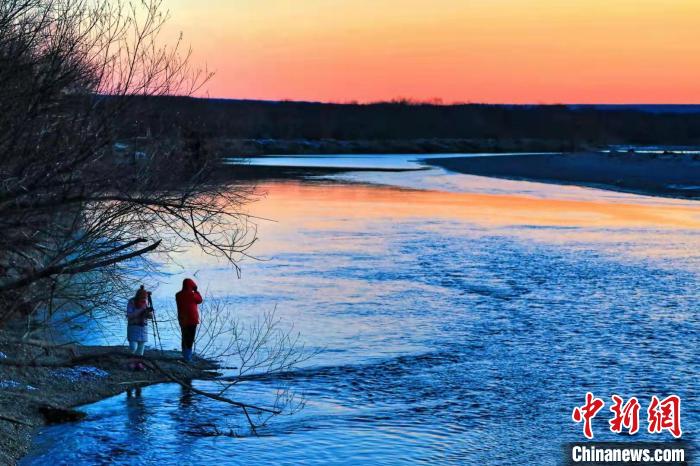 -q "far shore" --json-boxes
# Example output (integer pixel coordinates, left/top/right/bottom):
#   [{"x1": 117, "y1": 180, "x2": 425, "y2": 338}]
[
  {"x1": 214, "y1": 163, "x2": 417, "y2": 181},
  {"x1": 211, "y1": 137, "x2": 578, "y2": 157},
  {"x1": 424, "y1": 151, "x2": 700, "y2": 199}
]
